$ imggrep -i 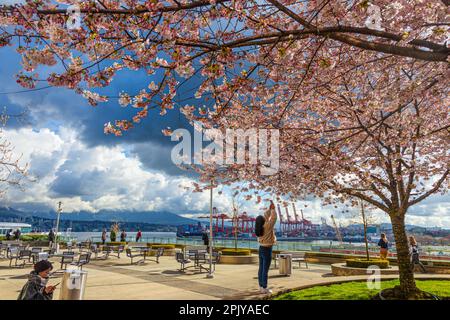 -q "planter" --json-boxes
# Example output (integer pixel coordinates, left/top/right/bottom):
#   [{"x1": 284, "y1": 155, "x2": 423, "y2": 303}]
[
  {"x1": 331, "y1": 263, "x2": 399, "y2": 276},
  {"x1": 376, "y1": 288, "x2": 440, "y2": 300},
  {"x1": 346, "y1": 258, "x2": 389, "y2": 269},
  {"x1": 29, "y1": 241, "x2": 50, "y2": 247},
  {"x1": 219, "y1": 254, "x2": 258, "y2": 264},
  {"x1": 221, "y1": 249, "x2": 252, "y2": 256}
]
